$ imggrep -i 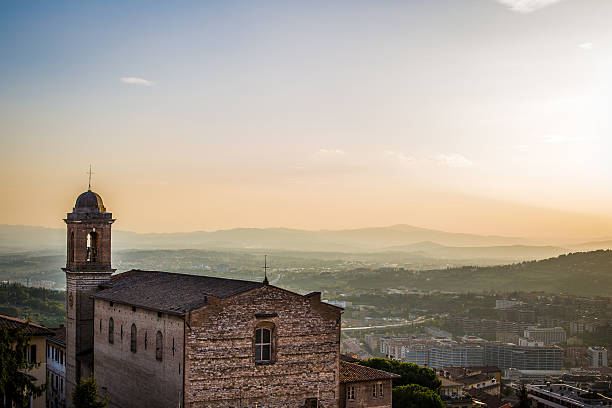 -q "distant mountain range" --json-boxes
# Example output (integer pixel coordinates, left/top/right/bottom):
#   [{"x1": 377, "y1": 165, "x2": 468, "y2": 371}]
[{"x1": 1, "y1": 224, "x2": 611, "y2": 262}]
